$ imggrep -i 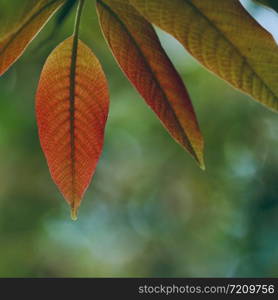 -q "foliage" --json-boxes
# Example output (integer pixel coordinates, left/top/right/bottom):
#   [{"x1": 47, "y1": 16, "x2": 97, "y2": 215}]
[{"x1": 0, "y1": 0, "x2": 277, "y2": 219}]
